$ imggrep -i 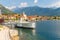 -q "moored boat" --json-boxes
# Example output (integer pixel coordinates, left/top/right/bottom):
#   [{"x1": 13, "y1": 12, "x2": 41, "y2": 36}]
[
  {"x1": 15, "y1": 21, "x2": 36, "y2": 29},
  {"x1": 15, "y1": 12, "x2": 36, "y2": 29}
]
